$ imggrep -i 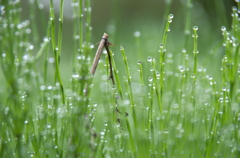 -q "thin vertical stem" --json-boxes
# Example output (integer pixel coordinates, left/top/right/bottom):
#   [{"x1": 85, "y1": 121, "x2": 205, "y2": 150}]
[
  {"x1": 49, "y1": 0, "x2": 65, "y2": 104},
  {"x1": 120, "y1": 45, "x2": 136, "y2": 127},
  {"x1": 58, "y1": 0, "x2": 64, "y2": 59}
]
